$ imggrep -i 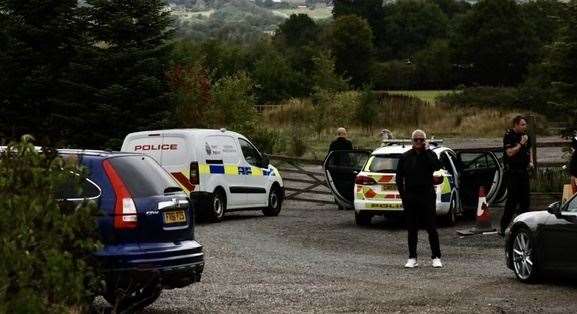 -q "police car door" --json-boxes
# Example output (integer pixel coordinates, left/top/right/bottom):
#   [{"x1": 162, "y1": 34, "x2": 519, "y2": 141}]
[
  {"x1": 204, "y1": 135, "x2": 246, "y2": 207},
  {"x1": 324, "y1": 150, "x2": 371, "y2": 209},
  {"x1": 238, "y1": 138, "x2": 268, "y2": 207},
  {"x1": 456, "y1": 151, "x2": 504, "y2": 210}
]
